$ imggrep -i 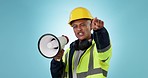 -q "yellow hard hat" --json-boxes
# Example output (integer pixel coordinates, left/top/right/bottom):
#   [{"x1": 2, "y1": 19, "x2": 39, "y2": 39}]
[{"x1": 68, "y1": 7, "x2": 93, "y2": 25}]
